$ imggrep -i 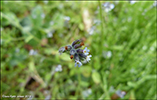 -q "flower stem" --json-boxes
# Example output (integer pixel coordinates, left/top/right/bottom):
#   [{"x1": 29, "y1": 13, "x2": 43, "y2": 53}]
[{"x1": 99, "y1": 0, "x2": 104, "y2": 57}]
